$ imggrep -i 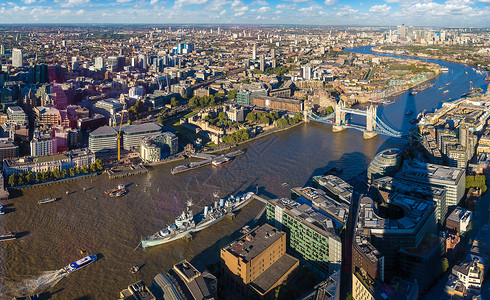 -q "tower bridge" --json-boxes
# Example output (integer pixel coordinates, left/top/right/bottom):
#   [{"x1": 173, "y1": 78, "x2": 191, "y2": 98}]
[{"x1": 305, "y1": 100, "x2": 404, "y2": 139}]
